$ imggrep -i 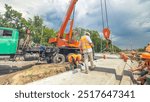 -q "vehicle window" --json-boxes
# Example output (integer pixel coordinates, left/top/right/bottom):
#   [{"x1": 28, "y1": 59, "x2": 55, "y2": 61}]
[
  {"x1": 3, "y1": 30, "x2": 12, "y2": 37},
  {"x1": 0, "y1": 29, "x2": 12, "y2": 37}
]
